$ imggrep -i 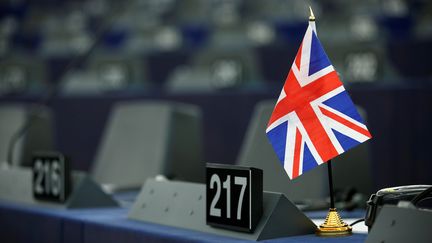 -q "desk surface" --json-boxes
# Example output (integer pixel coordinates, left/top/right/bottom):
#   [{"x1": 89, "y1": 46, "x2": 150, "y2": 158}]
[{"x1": 0, "y1": 197, "x2": 367, "y2": 243}]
